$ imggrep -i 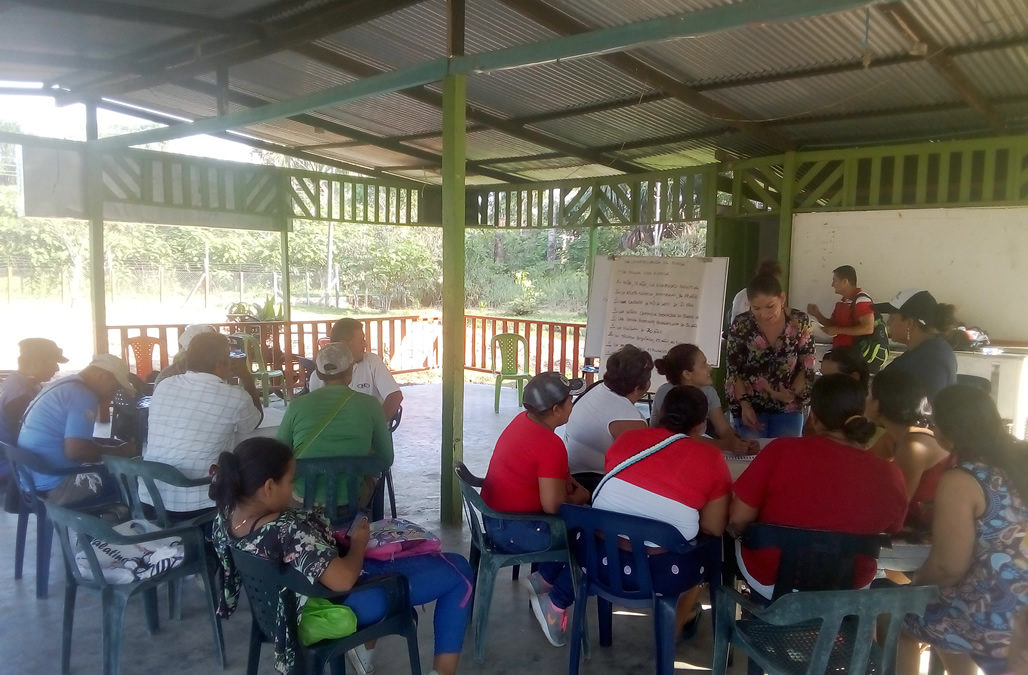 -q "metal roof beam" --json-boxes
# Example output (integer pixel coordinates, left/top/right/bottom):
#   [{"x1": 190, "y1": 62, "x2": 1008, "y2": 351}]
[
  {"x1": 878, "y1": 2, "x2": 1007, "y2": 133},
  {"x1": 10, "y1": 0, "x2": 265, "y2": 38},
  {"x1": 57, "y1": 0, "x2": 425, "y2": 105},
  {"x1": 0, "y1": 48, "x2": 138, "y2": 74},
  {"x1": 95, "y1": 0, "x2": 880, "y2": 152}
]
